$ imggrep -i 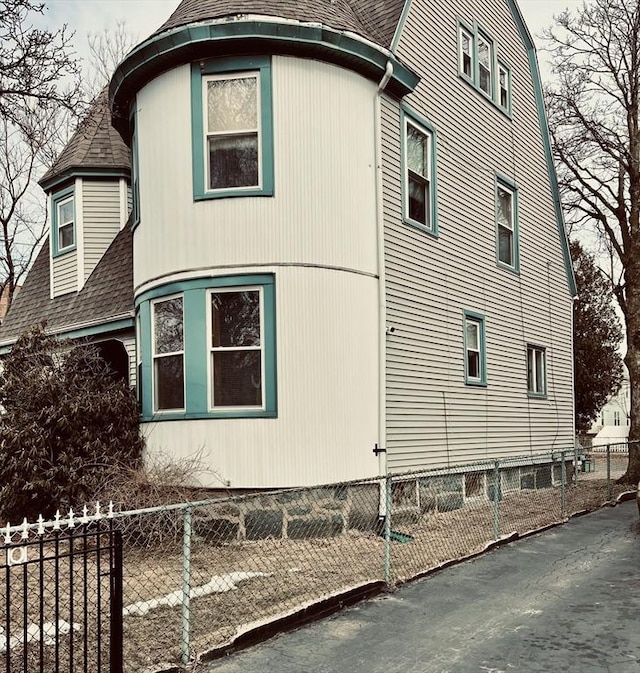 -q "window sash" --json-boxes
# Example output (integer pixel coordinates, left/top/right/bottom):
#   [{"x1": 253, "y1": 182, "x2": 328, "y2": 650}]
[
  {"x1": 56, "y1": 196, "x2": 74, "y2": 251},
  {"x1": 478, "y1": 35, "x2": 492, "y2": 95},
  {"x1": 459, "y1": 27, "x2": 474, "y2": 78},
  {"x1": 208, "y1": 287, "x2": 265, "y2": 410},
  {"x1": 152, "y1": 296, "x2": 185, "y2": 411},
  {"x1": 404, "y1": 118, "x2": 433, "y2": 230},
  {"x1": 498, "y1": 64, "x2": 510, "y2": 110},
  {"x1": 497, "y1": 183, "x2": 516, "y2": 267},
  {"x1": 527, "y1": 347, "x2": 546, "y2": 395},
  {"x1": 465, "y1": 318, "x2": 483, "y2": 382},
  {"x1": 203, "y1": 72, "x2": 262, "y2": 192}
]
